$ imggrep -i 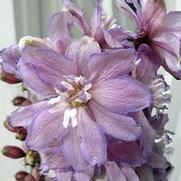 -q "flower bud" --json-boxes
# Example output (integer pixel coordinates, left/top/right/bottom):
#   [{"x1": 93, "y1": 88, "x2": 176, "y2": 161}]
[
  {"x1": 15, "y1": 171, "x2": 29, "y2": 181},
  {"x1": 0, "y1": 70, "x2": 21, "y2": 84},
  {"x1": 15, "y1": 128, "x2": 27, "y2": 141},
  {"x1": 2, "y1": 146, "x2": 26, "y2": 159},
  {"x1": 3, "y1": 116, "x2": 19, "y2": 132},
  {"x1": 25, "y1": 150, "x2": 40, "y2": 167},
  {"x1": 12, "y1": 96, "x2": 31, "y2": 106}
]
